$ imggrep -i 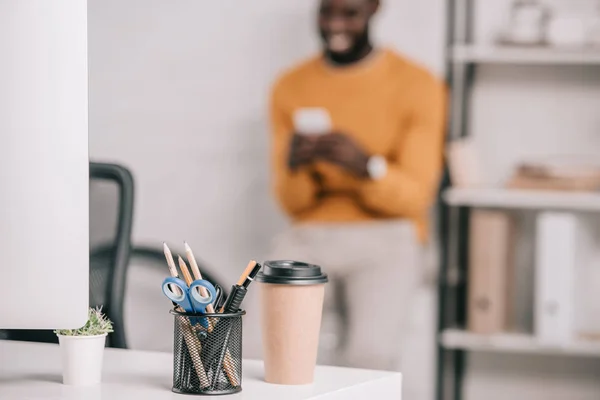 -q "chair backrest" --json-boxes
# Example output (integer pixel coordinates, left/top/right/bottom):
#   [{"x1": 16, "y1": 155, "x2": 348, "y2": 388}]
[
  {"x1": 1, "y1": 162, "x2": 134, "y2": 348},
  {"x1": 89, "y1": 162, "x2": 134, "y2": 348}
]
